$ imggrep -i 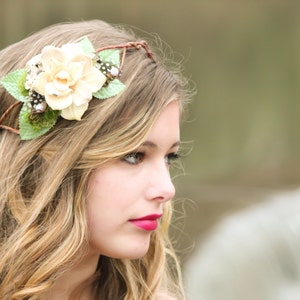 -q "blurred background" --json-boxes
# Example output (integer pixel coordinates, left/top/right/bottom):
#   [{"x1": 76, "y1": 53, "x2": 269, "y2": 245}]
[{"x1": 1, "y1": 0, "x2": 300, "y2": 294}]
